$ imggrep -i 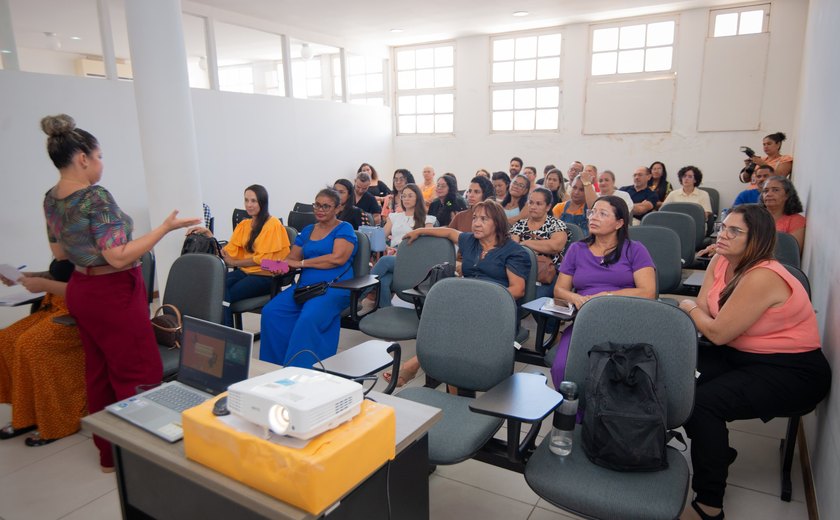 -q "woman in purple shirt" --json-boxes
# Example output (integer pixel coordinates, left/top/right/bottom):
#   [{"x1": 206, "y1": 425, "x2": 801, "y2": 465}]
[{"x1": 550, "y1": 195, "x2": 657, "y2": 388}]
